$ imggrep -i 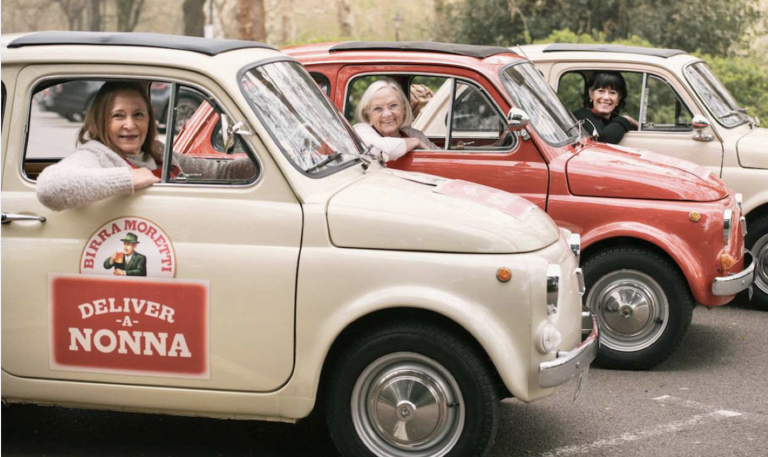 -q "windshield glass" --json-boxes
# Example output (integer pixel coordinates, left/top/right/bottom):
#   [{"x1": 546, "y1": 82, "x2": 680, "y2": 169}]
[
  {"x1": 240, "y1": 61, "x2": 363, "y2": 174},
  {"x1": 684, "y1": 62, "x2": 748, "y2": 128},
  {"x1": 500, "y1": 62, "x2": 578, "y2": 146}
]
